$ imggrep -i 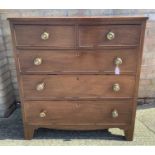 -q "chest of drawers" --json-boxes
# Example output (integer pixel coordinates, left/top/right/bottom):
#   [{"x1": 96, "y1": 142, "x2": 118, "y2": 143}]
[{"x1": 8, "y1": 17, "x2": 148, "y2": 140}]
